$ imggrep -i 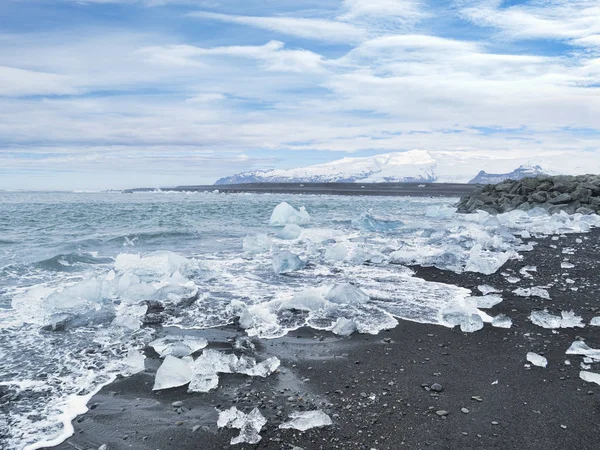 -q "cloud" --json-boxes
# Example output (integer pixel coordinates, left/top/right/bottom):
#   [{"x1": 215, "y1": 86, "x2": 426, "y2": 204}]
[
  {"x1": 0, "y1": 66, "x2": 79, "y2": 97},
  {"x1": 188, "y1": 11, "x2": 366, "y2": 43},
  {"x1": 458, "y1": 0, "x2": 600, "y2": 48}
]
